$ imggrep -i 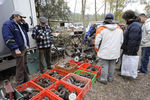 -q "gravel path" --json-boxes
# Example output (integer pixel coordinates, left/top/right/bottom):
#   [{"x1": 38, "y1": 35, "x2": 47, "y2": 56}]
[{"x1": 83, "y1": 63, "x2": 150, "y2": 100}]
